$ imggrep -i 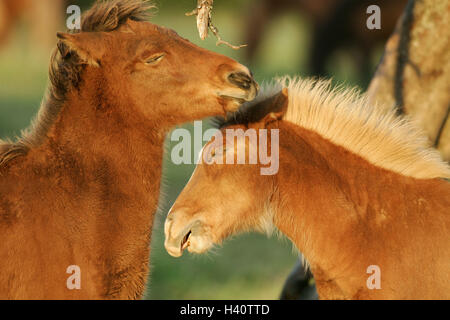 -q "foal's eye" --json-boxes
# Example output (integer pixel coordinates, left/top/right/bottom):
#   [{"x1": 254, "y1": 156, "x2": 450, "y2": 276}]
[{"x1": 145, "y1": 53, "x2": 165, "y2": 65}]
